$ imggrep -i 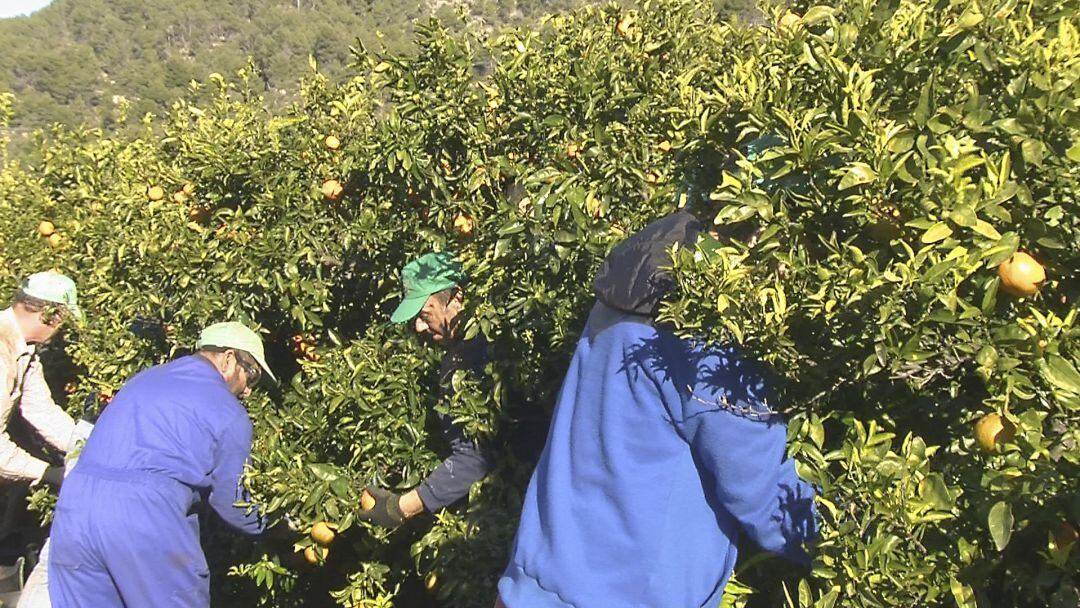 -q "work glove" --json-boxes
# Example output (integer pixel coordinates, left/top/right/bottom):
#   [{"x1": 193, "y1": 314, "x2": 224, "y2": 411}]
[
  {"x1": 39, "y1": 465, "x2": 65, "y2": 489},
  {"x1": 356, "y1": 486, "x2": 404, "y2": 528}
]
